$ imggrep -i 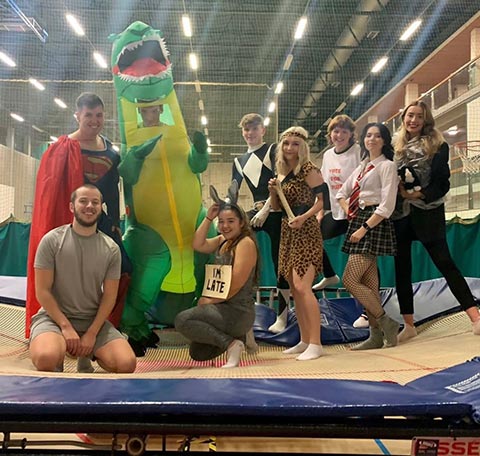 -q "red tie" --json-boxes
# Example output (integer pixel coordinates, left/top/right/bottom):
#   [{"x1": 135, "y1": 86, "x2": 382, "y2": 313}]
[{"x1": 347, "y1": 163, "x2": 374, "y2": 220}]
